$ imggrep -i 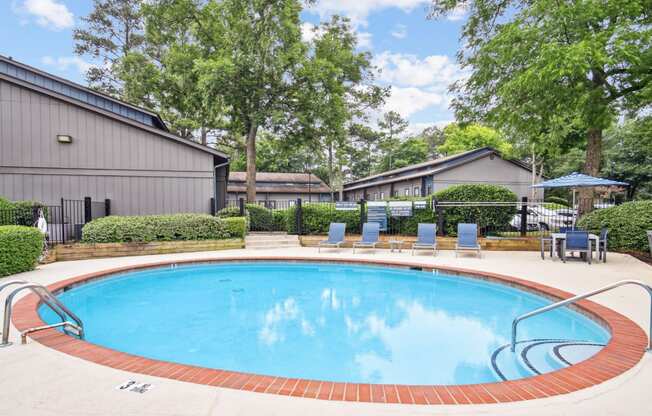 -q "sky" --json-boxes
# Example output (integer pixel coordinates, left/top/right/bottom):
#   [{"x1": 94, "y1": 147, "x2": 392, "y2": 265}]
[{"x1": 0, "y1": 0, "x2": 468, "y2": 136}]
